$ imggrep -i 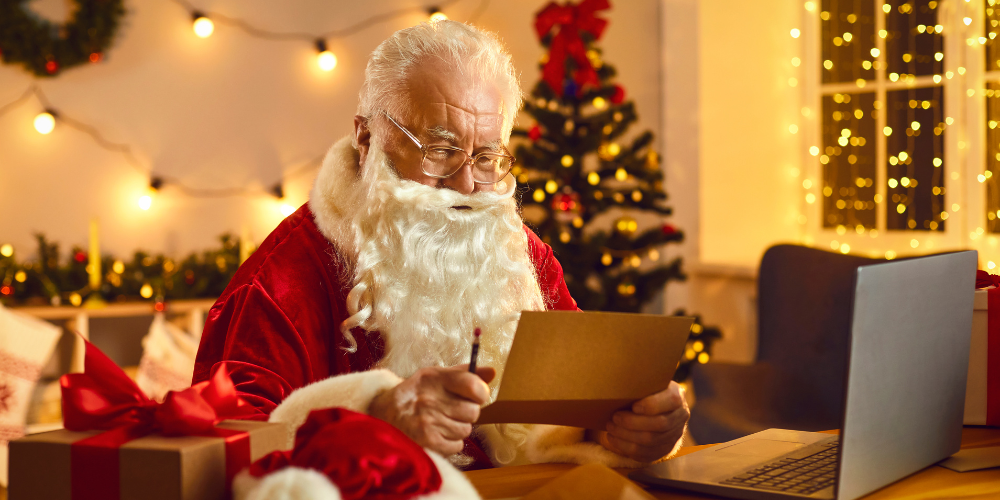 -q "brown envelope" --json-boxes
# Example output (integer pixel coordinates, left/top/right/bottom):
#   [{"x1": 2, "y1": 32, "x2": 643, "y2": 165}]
[{"x1": 477, "y1": 311, "x2": 693, "y2": 430}]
